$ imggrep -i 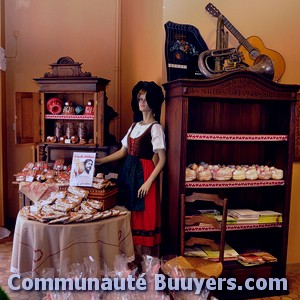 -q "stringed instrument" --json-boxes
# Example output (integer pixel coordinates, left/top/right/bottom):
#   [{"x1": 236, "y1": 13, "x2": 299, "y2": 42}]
[{"x1": 205, "y1": 3, "x2": 286, "y2": 82}]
